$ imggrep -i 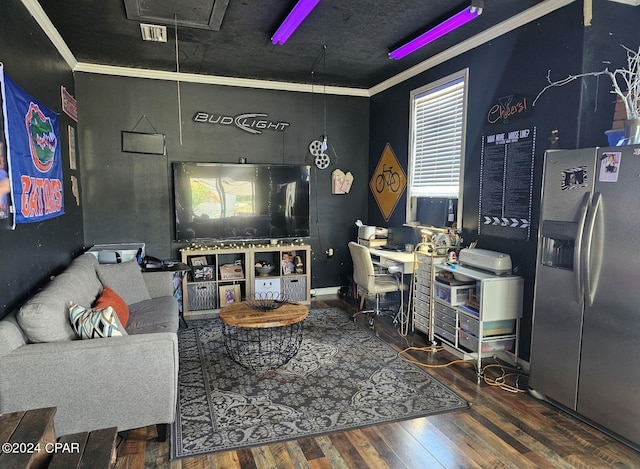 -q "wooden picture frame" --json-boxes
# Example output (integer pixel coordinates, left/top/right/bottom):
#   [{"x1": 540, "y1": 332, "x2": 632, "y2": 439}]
[
  {"x1": 219, "y1": 284, "x2": 241, "y2": 307},
  {"x1": 190, "y1": 256, "x2": 208, "y2": 267}
]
